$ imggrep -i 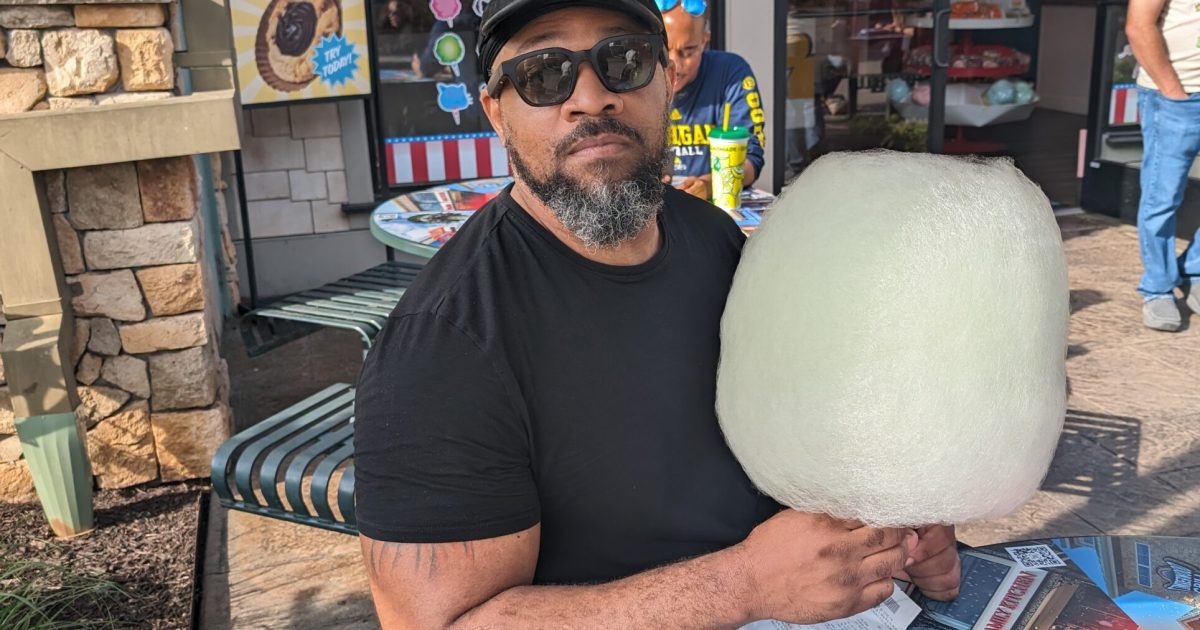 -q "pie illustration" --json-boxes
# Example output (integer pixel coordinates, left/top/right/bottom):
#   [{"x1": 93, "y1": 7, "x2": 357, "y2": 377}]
[{"x1": 255, "y1": 0, "x2": 342, "y2": 91}]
